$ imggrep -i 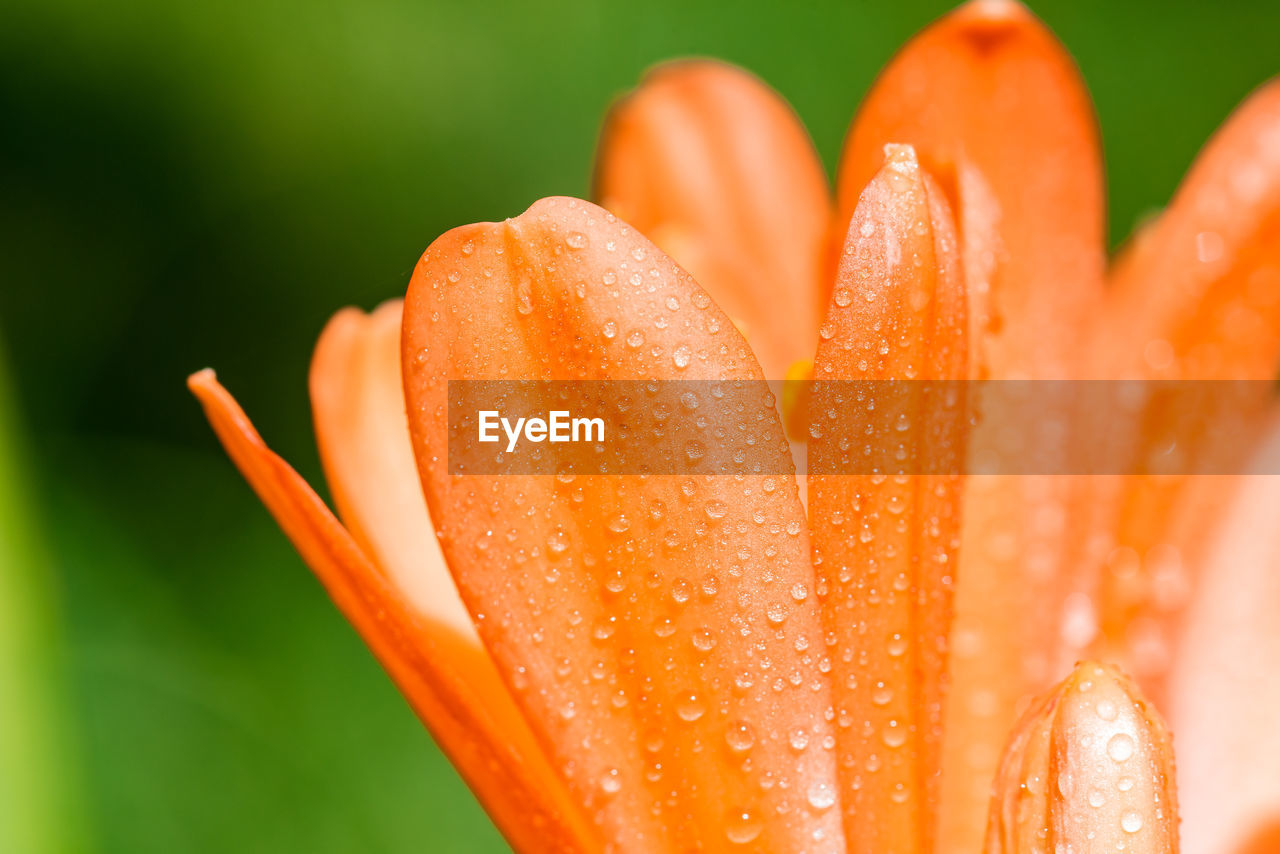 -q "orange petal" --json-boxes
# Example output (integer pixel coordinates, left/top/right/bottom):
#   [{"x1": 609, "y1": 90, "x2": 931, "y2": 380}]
[
  {"x1": 838, "y1": 7, "x2": 1109, "y2": 848},
  {"x1": 1101, "y1": 78, "x2": 1280, "y2": 380},
  {"x1": 837, "y1": 0, "x2": 1104, "y2": 380},
  {"x1": 1234, "y1": 821, "x2": 1280, "y2": 854},
  {"x1": 402, "y1": 197, "x2": 845, "y2": 852},
  {"x1": 309, "y1": 300, "x2": 477, "y2": 639},
  {"x1": 1094, "y1": 80, "x2": 1280, "y2": 699},
  {"x1": 809, "y1": 146, "x2": 967, "y2": 854},
  {"x1": 986, "y1": 661, "x2": 1178, "y2": 854},
  {"x1": 187, "y1": 370, "x2": 597, "y2": 854},
  {"x1": 595, "y1": 59, "x2": 832, "y2": 379},
  {"x1": 1168, "y1": 432, "x2": 1280, "y2": 854}
]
